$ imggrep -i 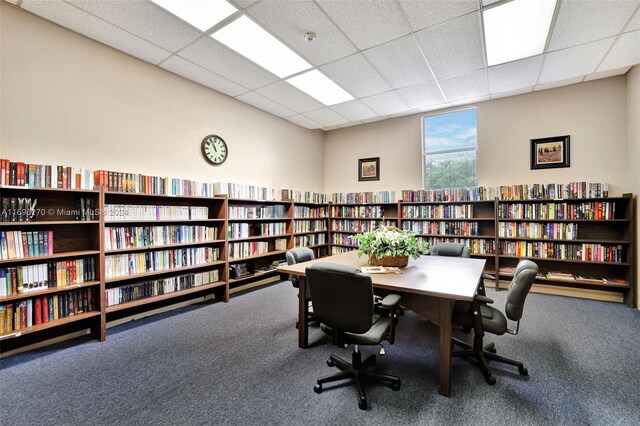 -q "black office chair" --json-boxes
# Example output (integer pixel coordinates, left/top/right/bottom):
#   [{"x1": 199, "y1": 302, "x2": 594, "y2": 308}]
[
  {"x1": 286, "y1": 247, "x2": 315, "y2": 328},
  {"x1": 306, "y1": 262, "x2": 402, "y2": 410},
  {"x1": 451, "y1": 259, "x2": 538, "y2": 385}
]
